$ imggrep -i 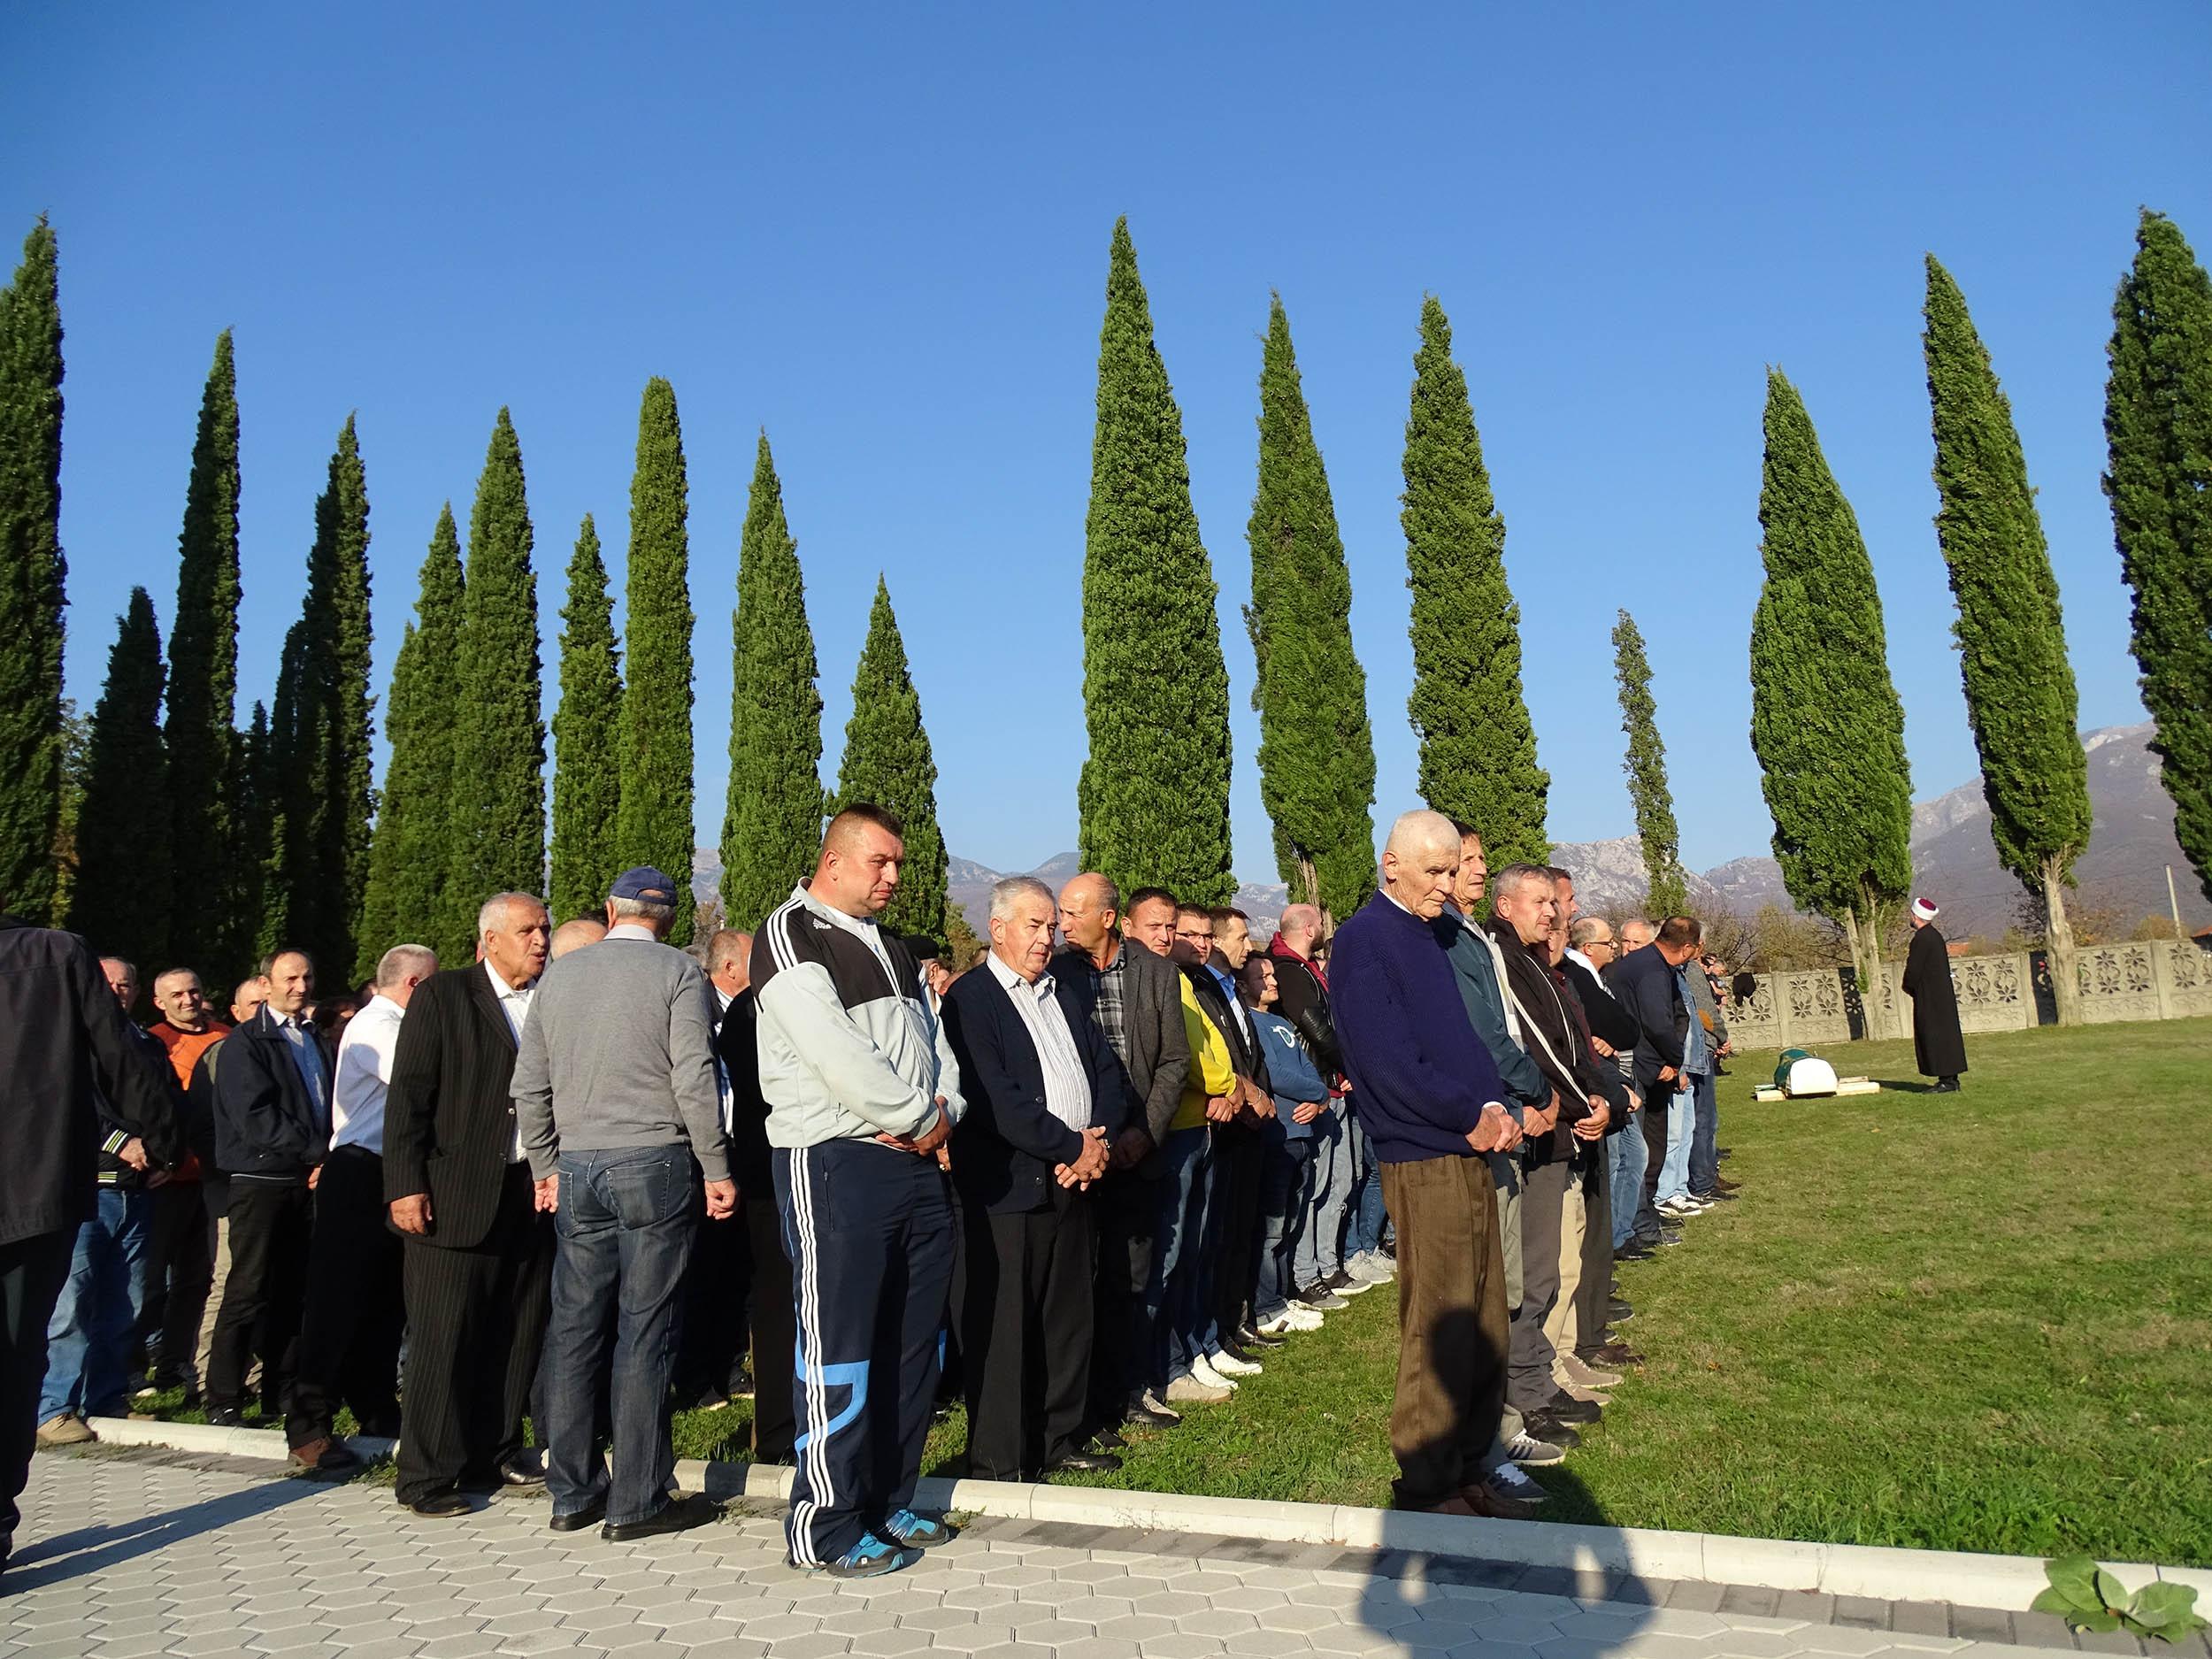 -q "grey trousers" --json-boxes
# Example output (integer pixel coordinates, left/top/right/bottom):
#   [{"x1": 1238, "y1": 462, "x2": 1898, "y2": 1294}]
[{"x1": 1506, "y1": 1156, "x2": 1569, "y2": 1417}]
